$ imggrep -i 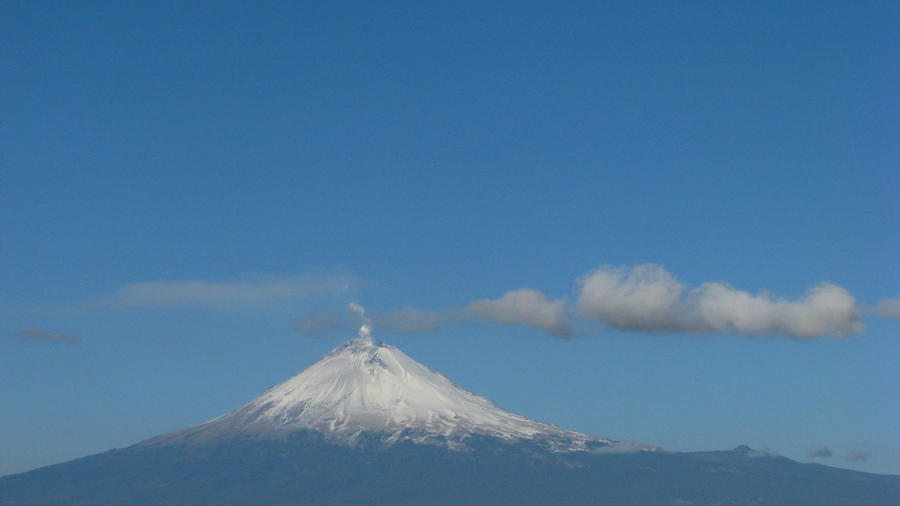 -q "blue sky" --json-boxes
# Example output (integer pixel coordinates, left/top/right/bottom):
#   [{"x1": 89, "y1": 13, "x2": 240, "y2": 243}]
[{"x1": 1, "y1": 1, "x2": 898, "y2": 476}]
